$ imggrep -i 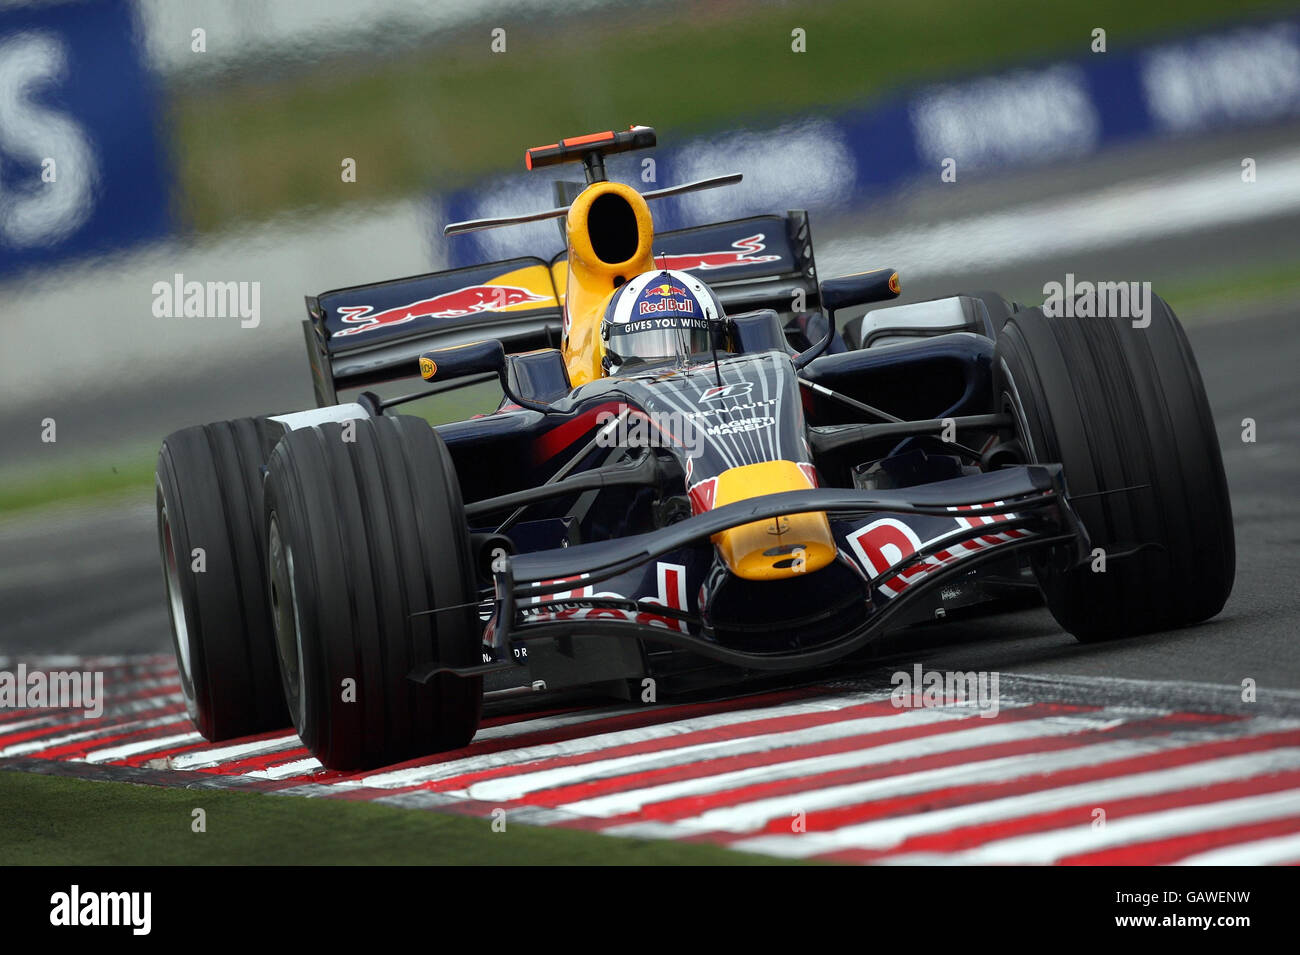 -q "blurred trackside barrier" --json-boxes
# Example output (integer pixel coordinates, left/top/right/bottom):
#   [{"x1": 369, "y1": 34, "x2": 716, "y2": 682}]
[
  {"x1": 441, "y1": 14, "x2": 1300, "y2": 267},
  {"x1": 0, "y1": 0, "x2": 170, "y2": 279},
  {"x1": 3, "y1": 4, "x2": 1299, "y2": 280}
]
